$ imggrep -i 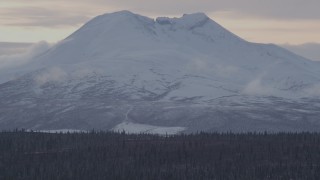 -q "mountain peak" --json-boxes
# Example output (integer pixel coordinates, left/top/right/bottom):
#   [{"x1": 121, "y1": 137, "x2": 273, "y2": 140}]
[
  {"x1": 176, "y1": 12, "x2": 210, "y2": 29},
  {"x1": 156, "y1": 12, "x2": 209, "y2": 26},
  {"x1": 79, "y1": 10, "x2": 154, "y2": 30},
  {"x1": 109, "y1": 10, "x2": 134, "y2": 15},
  {"x1": 182, "y1": 12, "x2": 209, "y2": 20},
  {"x1": 49, "y1": 10, "x2": 243, "y2": 65},
  {"x1": 99, "y1": 10, "x2": 138, "y2": 19}
]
